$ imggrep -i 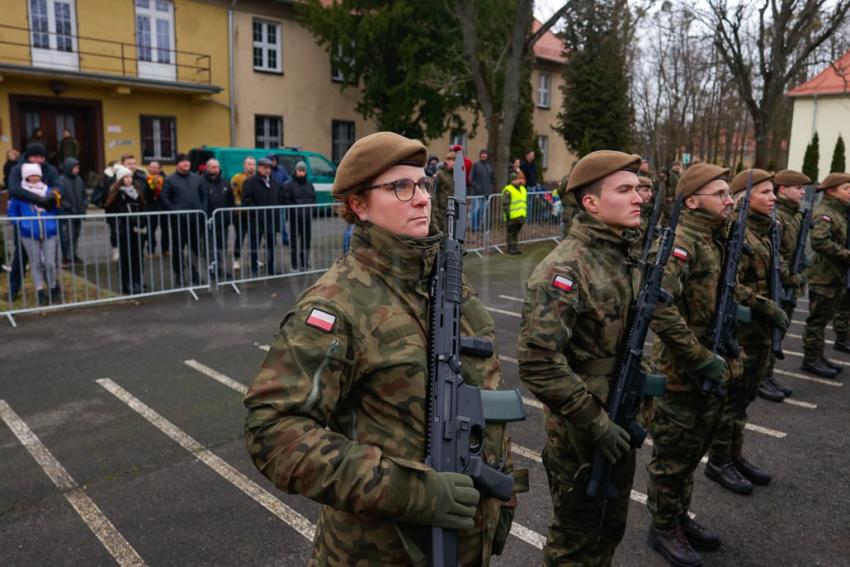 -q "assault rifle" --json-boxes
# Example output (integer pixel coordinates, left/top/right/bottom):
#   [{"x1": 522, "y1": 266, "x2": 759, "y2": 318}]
[
  {"x1": 640, "y1": 180, "x2": 666, "y2": 264},
  {"x1": 585, "y1": 195, "x2": 684, "y2": 499},
  {"x1": 781, "y1": 186, "x2": 814, "y2": 309},
  {"x1": 704, "y1": 171, "x2": 753, "y2": 396},
  {"x1": 769, "y1": 207, "x2": 784, "y2": 359},
  {"x1": 426, "y1": 149, "x2": 526, "y2": 567}
]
